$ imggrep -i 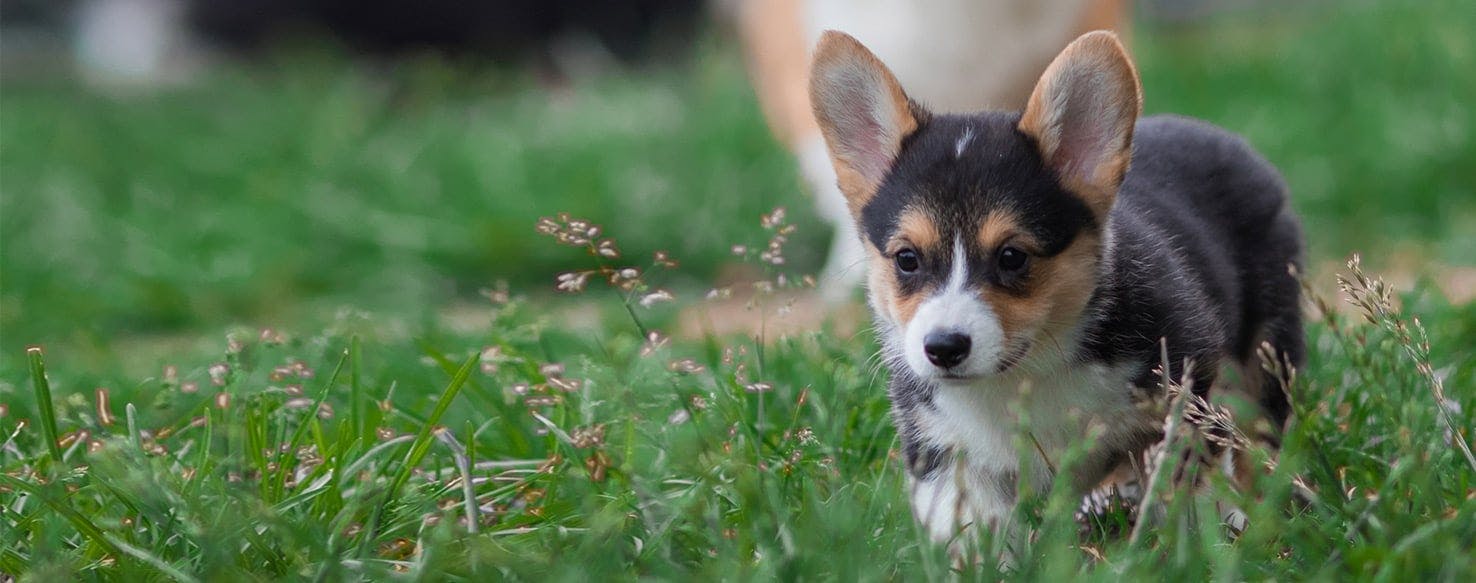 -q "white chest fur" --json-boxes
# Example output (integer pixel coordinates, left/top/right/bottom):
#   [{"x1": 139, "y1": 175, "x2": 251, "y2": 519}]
[
  {"x1": 904, "y1": 361, "x2": 1144, "y2": 543},
  {"x1": 916, "y1": 361, "x2": 1139, "y2": 489}
]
